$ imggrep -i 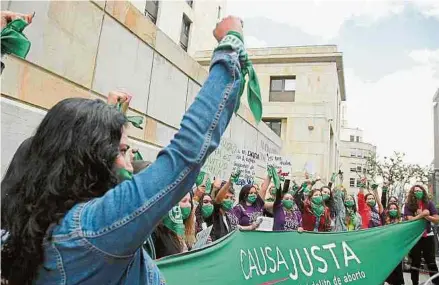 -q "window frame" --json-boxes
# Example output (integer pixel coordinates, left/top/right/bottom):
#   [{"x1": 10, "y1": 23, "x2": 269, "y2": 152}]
[
  {"x1": 180, "y1": 14, "x2": 192, "y2": 52},
  {"x1": 350, "y1": 178, "x2": 355, "y2": 187},
  {"x1": 144, "y1": 1, "x2": 159, "y2": 24},
  {"x1": 269, "y1": 76, "x2": 296, "y2": 102},
  {"x1": 263, "y1": 119, "x2": 282, "y2": 137}
]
